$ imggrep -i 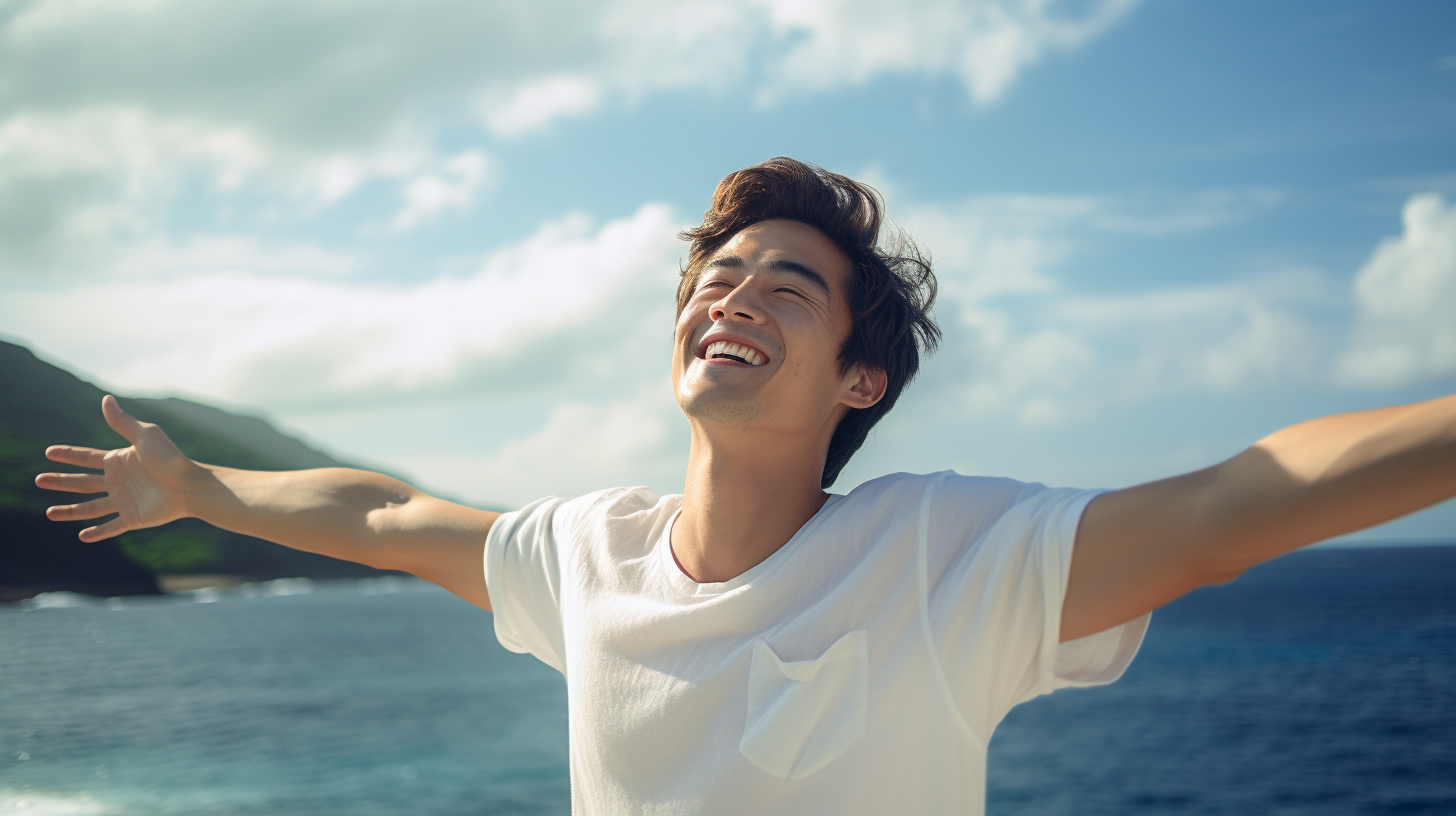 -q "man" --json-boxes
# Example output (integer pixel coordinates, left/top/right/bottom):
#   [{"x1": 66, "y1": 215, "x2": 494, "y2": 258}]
[{"x1": 37, "y1": 158, "x2": 1456, "y2": 814}]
